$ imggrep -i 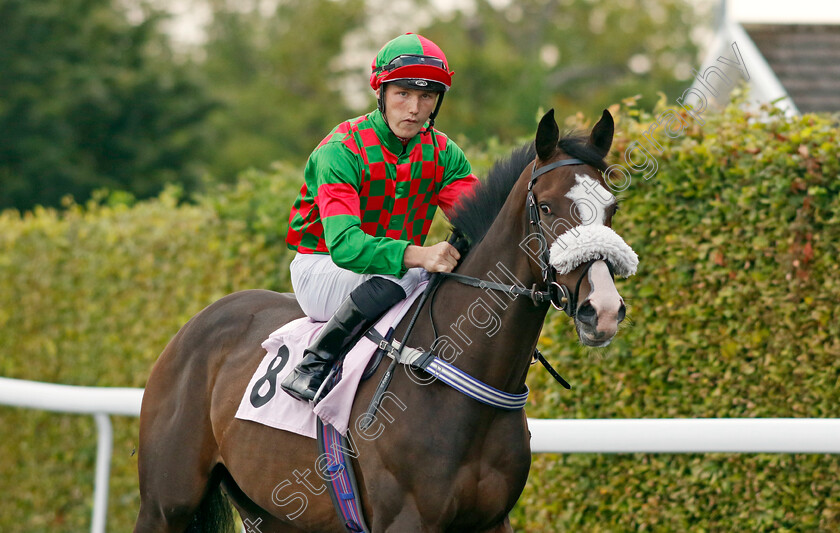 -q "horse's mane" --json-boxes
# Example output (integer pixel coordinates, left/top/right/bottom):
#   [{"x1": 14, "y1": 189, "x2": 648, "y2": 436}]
[{"x1": 449, "y1": 133, "x2": 608, "y2": 249}]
